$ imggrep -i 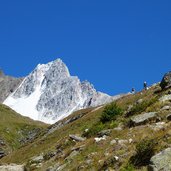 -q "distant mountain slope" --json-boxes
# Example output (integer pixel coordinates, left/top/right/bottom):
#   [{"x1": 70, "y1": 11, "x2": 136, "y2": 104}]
[
  {"x1": 4, "y1": 59, "x2": 119, "y2": 124},
  {"x1": 0, "y1": 104, "x2": 47, "y2": 156},
  {"x1": 0, "y1": 70, "x2": 22, "y2": 103}
]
